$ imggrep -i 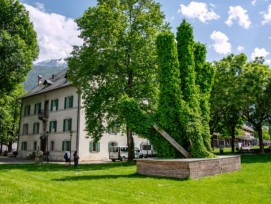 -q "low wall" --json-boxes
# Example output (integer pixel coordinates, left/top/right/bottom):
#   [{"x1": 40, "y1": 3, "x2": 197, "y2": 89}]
[{"x1": 136, "y1": 155, "x2": 240, "y2": 179}]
